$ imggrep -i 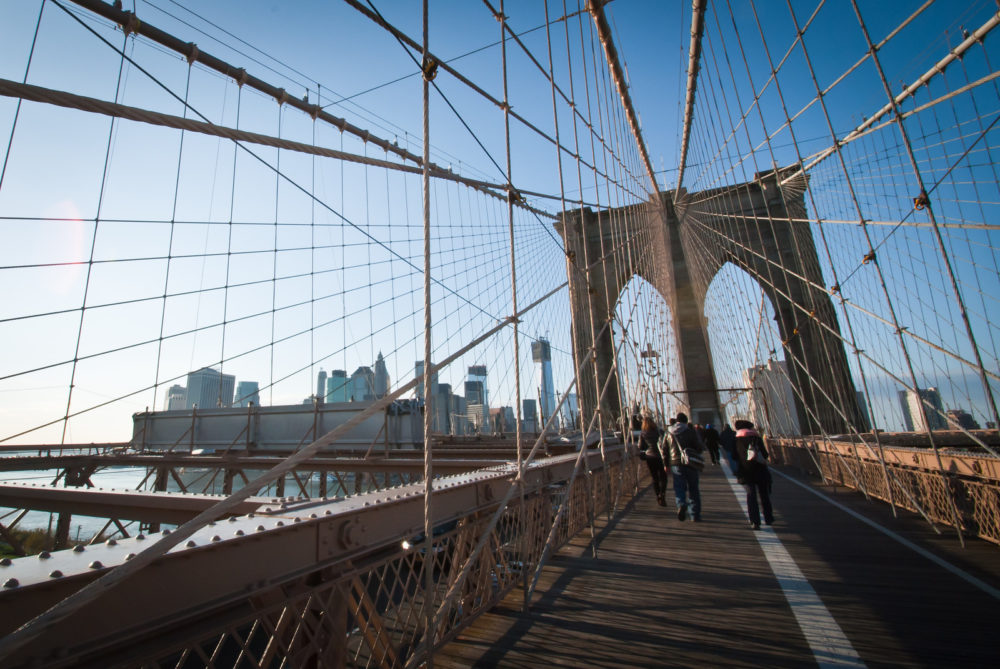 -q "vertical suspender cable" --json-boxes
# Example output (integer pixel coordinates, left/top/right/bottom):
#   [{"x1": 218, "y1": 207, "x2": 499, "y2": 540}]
[
  {"x1": 153, "y1": 61, "x2": 193, "y2": 413},
  {"x1": 773, "y1": 0, "x2": 898, "y2": 515},
  {"x1": 568, "y1": 1, "x2": 601, "y2": 558},
  {"x1": 61, "y1": 28, "x2": 132, "y2": 448},
  {"x1": 267, "y1": 105, "x2": 284, "y2": 410},
  {"x1": 497, "y1": 0, "x2": 528, "y2": 612},
  {"x1": 420, "y1": 0, "x2": 435, "y2": 664},
  {"x1": 0, "y1": 2, "x2": 45, "y2": 196},
  {"x1": 848, "y1": 0, "x2": 979, "y2": 546},
  {"x1": 849, "y1": 0, "x2": 1000, "y2": 434}
]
